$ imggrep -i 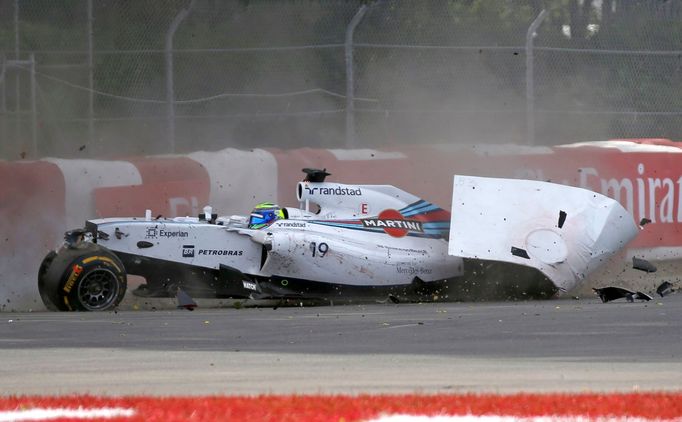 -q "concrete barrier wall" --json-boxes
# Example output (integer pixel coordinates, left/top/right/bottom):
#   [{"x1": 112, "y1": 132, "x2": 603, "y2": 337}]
[{"x1": 2, "y1": 139, "x2": 681, "y2": 310}]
